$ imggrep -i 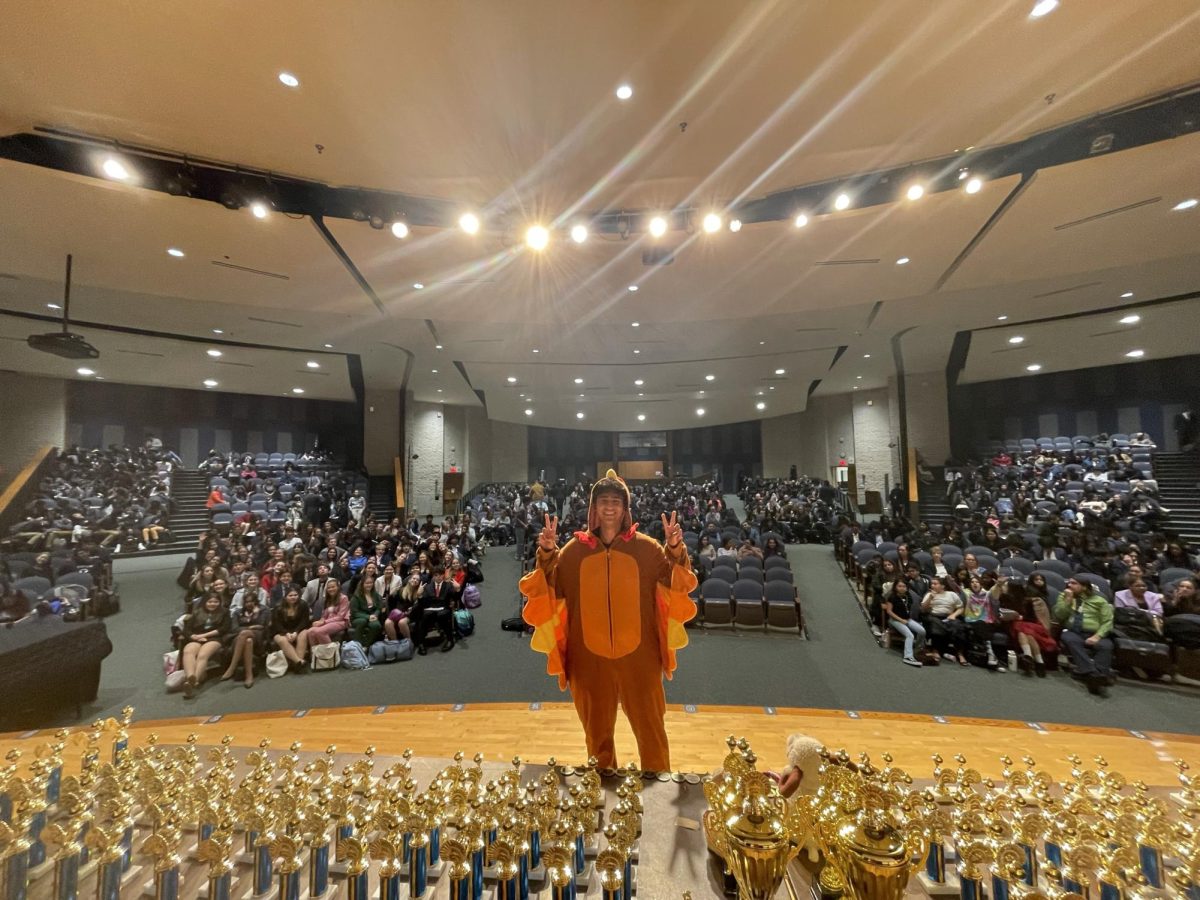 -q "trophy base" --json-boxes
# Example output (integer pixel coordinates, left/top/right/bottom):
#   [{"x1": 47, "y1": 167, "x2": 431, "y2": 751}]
[
  {"x1": 425, "y1": 860, "x2": 447, "y2": 881},
  {"x1": 582, "y1": 837, "x2": 600, "y2": 859},
  {"x1": 307, "y1": 885, "x2": 340, "y2": 900},
  {"x1": 27, "y1": 857, "x2": 55, "y2": 882},
  {"x1": 574, "y1": 861, "x2": 594, "y2": 889},
  {"x1": 1171, "y1": 791, "x2": 1198, "y2": 812},
  {"x1": 916, "y1": 871, "x2": 961, "y2": 896},
  {"x1": 527, "y1": 864, "x2": 546, "y2": 886}
]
